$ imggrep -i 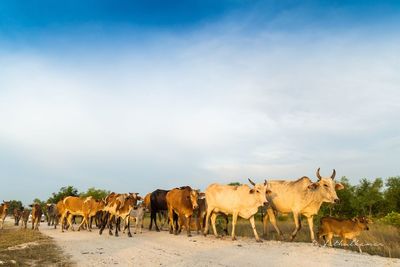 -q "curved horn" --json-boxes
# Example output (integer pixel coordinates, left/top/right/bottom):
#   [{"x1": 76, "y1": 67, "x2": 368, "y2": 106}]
[
  {"x1": 316, "y1": 168, "x2": 322, "y2": 180},
  {"x1": 248, "y1": 178, "x2": 256, "y2": 186},
  {"x1": 331, "y1": 169, "x2": 336, "y2": 180},
  {"x1": 264, "y1": 179, "x2": 268, "y2": 186}
]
